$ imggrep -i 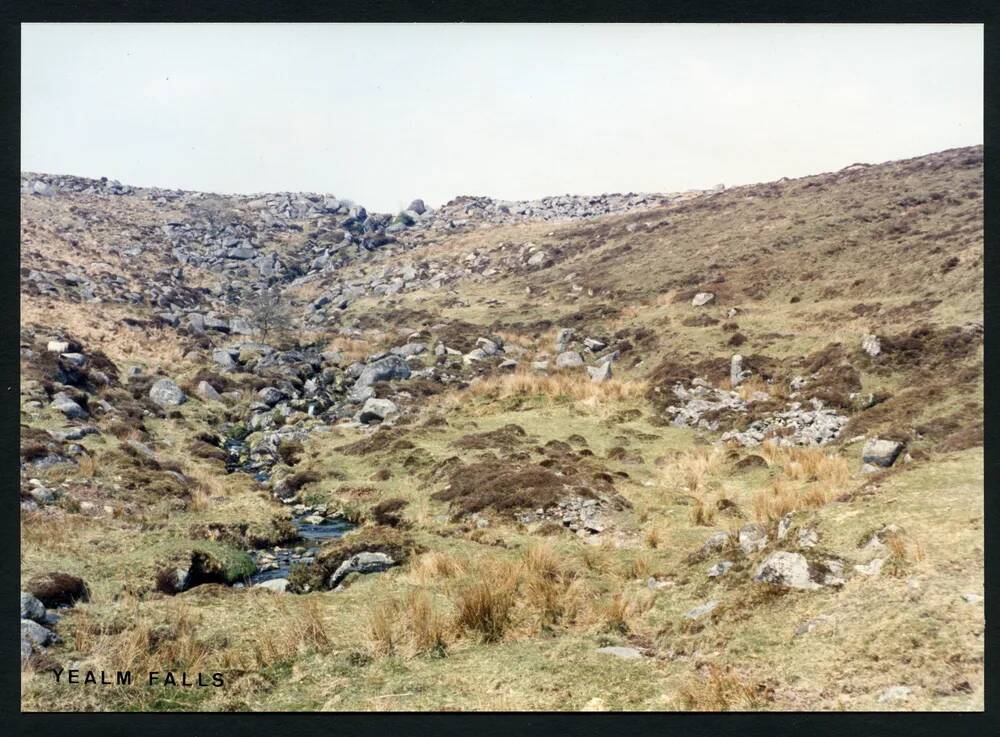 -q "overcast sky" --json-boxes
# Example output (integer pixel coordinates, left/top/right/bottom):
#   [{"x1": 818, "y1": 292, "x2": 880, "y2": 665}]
[{"x1": 22, "y1": 23, "x2": 983, "y2": 212}]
